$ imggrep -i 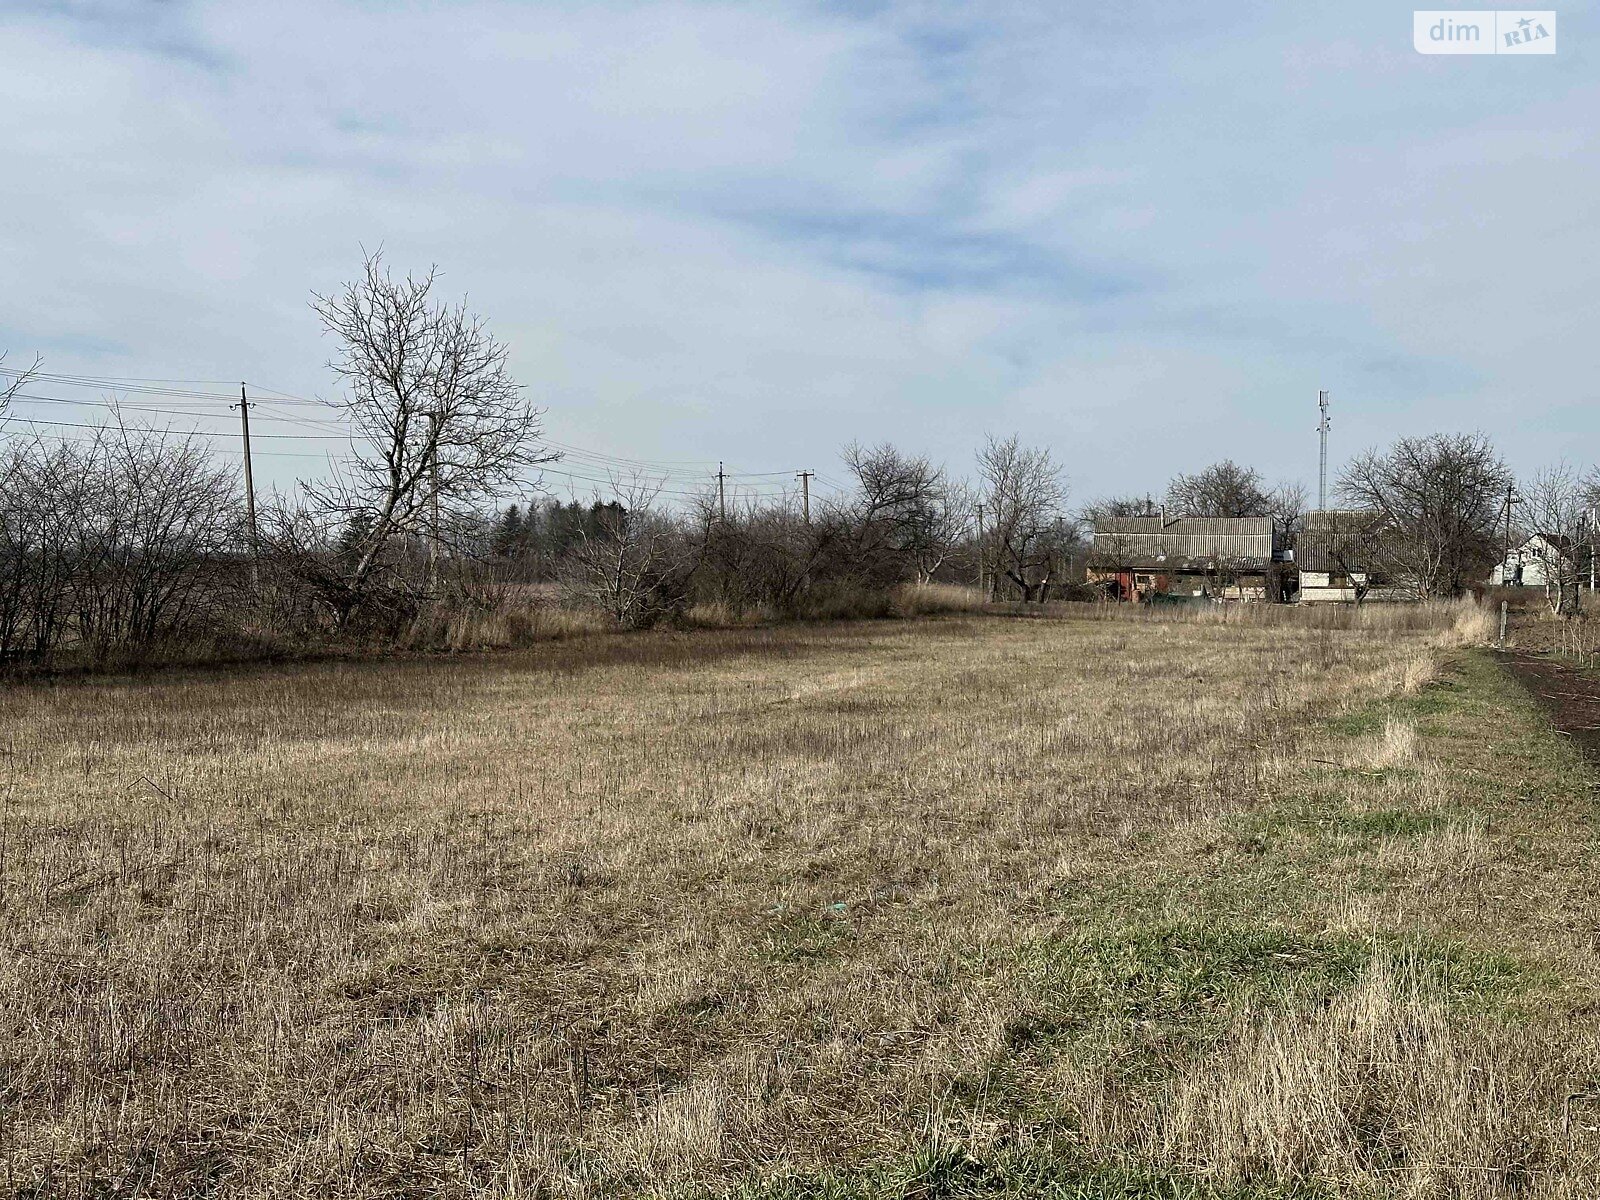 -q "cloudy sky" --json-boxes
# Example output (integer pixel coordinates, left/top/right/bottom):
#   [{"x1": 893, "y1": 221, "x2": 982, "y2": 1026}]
[{"x1": 0, "y1": 1, "x2": 1594, "y2": 505}]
